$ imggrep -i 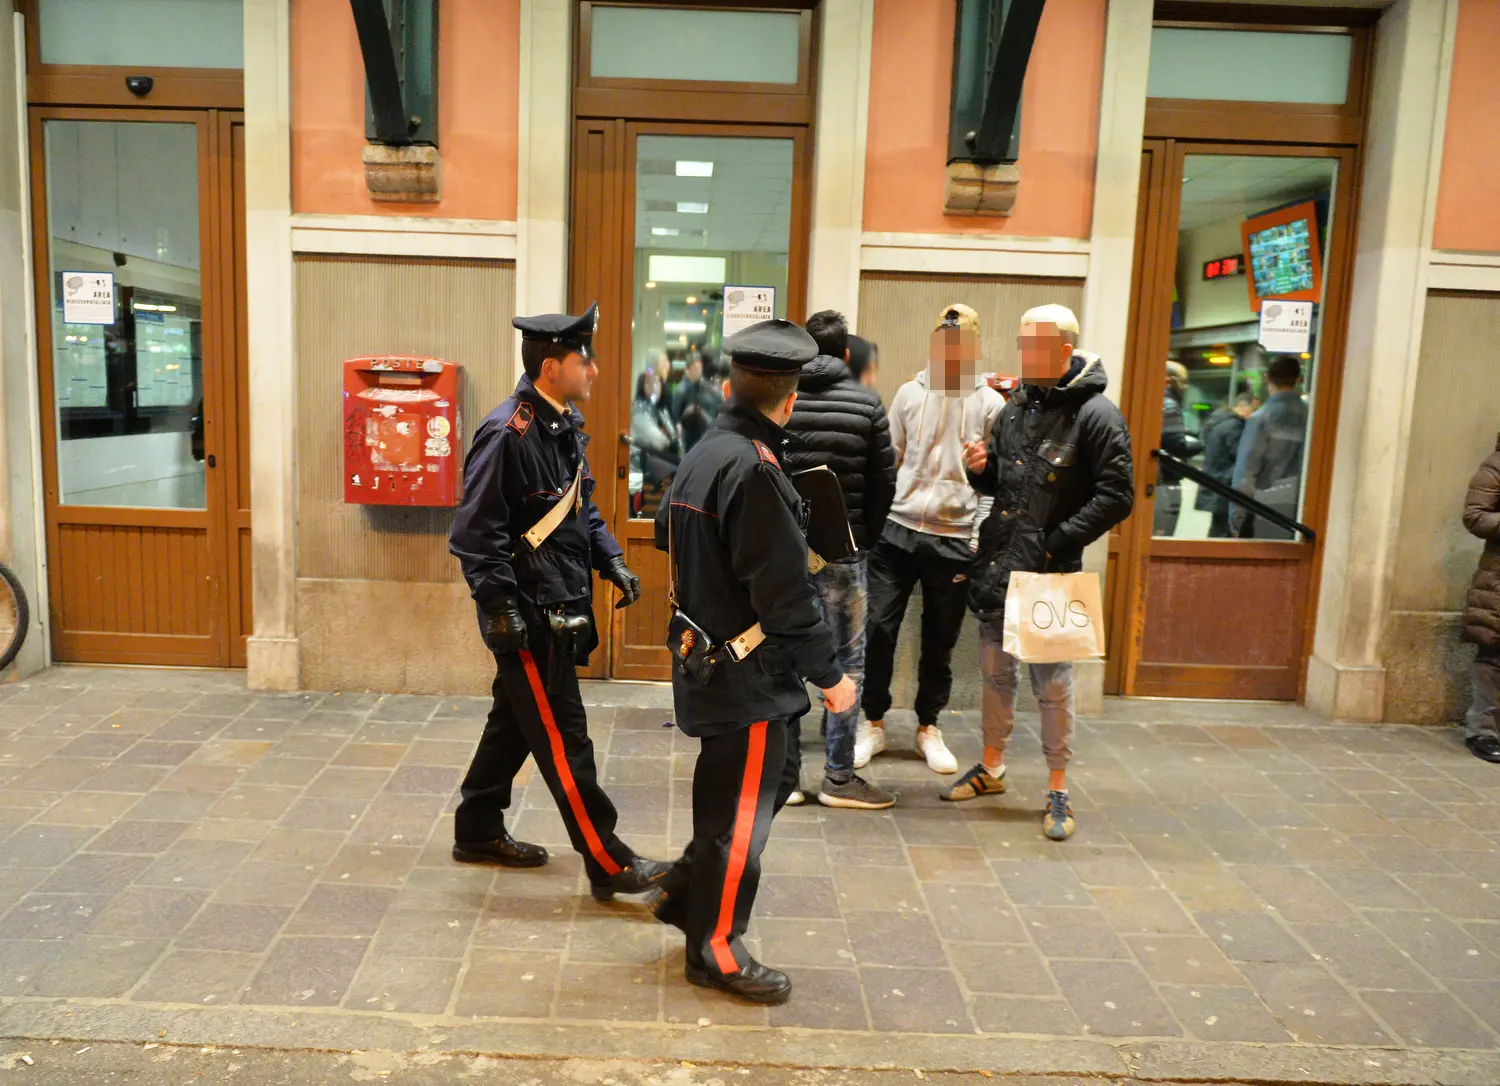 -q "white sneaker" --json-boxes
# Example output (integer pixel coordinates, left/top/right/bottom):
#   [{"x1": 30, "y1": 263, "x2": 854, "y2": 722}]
[
  {"x1": 853, "y1": 723, "x2": 887, "y2": 769},
  {"x1": 915, "y1": 726, "x2": 959, "y2": 774},
  {"x1": 784, "y1": 790, "x2": 806, "y2": 806}
]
